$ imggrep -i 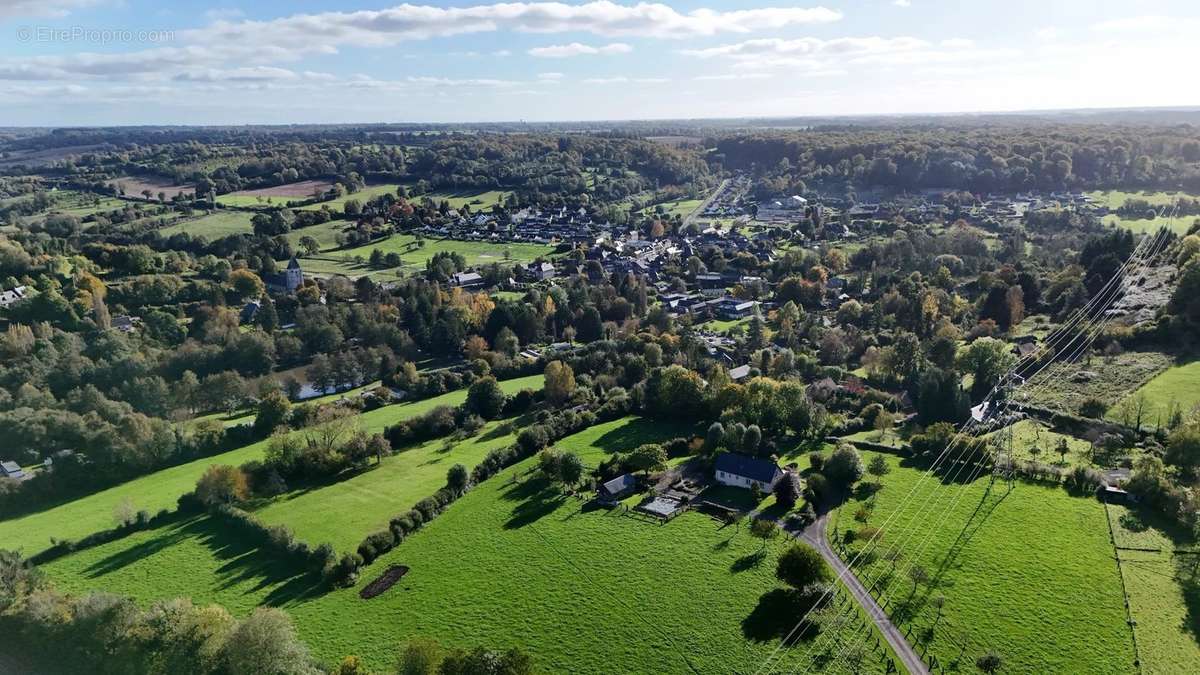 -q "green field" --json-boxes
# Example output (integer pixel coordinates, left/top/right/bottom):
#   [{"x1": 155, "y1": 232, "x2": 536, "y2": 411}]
[
  {"x1": 1104, "y1": 502, "x2": 1200, "y2": 674},
  {"x1": 643, "y1": 197, "x2": 703, "y2": 219},
  {"x1": 285, "y1": 219, "x2": 352, "y2": 252},
  {"x1": 1088, "y1": 190, "x2": 1200, "y2": 234},
  {"x1": 298, "y1": 184, "x2": 404, "y2": 212},
  {"x1": 986, "y1": 419, "x2": 1095, "y2": 468},
  {"x1": 160, "y1": 210, "x2": 253, "y2": 238},
  {"x1": 294, "y1": 256, "x2": 404, "y2": 281},
  {"x1": 422, "y1": 188, "x2": 511, "y2": 211},
  {"x1": 323, "y1": 235, "x2": 554, "y2": 271},
  {"x1": 827, "y1": 454, "x2": 1136, "y2": 674},
  {"x1": 0, "y1": 441, "x2": 269, "y2": 557},
  {"x1": 0, "y1": 374, "x2": 542, "y2": 557},
  {"x1": 50, "y1": 191, "x2": 130, "y2": 218},
  {"x1": 44, "y1": 416, "x2": 886, "y2": 673},
  {"x1": 1107, "y1": 360, "x2": 1200, "y2": 428}
]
